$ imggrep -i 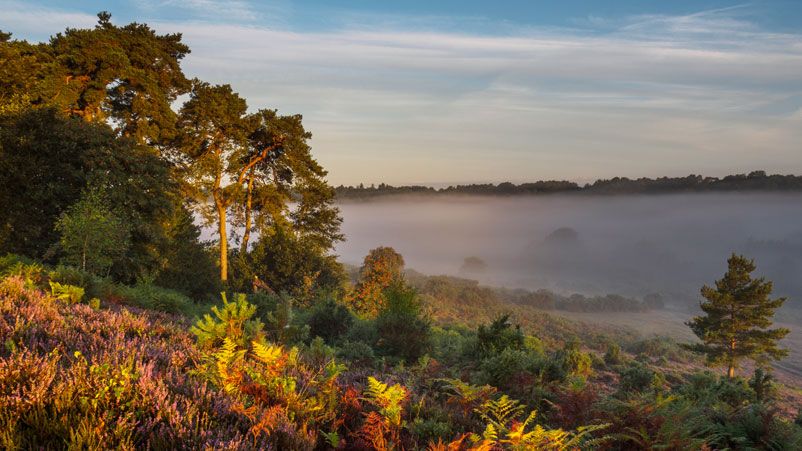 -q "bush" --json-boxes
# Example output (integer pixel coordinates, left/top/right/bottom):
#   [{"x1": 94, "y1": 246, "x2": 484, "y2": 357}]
[
  {"x1": 307, "y1": 298, "x2": 354, "y2": 343},
  {"x1": 117, "y1": 283, "x2": 197, "y2": 315},
  {"x1": 477, "y1": 348, "x2": 542, "y2": 390},
  {"x1": 604, "y1": 342, "x2": 625, "y2": 366},
  {"x1": 375, "y1": 283, "x2": 431, "y2": 363},
  {"x1": 555, "y1": 341, "x2": 593, "y2": 379},
  {"x1": 0, "y1": 253, "x2": 44, "y2": 285},
  {"x1": 49, "y1": 281, "x2": 85, "y2": 304},
  {"x1": 618, "y1": 362, "x2": 657, "y2": 394},
  {"x1": 336, "y1": 340, "x2": 377, "y2": 367},
  {"x1": 48, "y1": 265, "x2": 97, "y2": 296},
  {"x1": 476, "y1": 314, "x2": 525, "y2": 357}
]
